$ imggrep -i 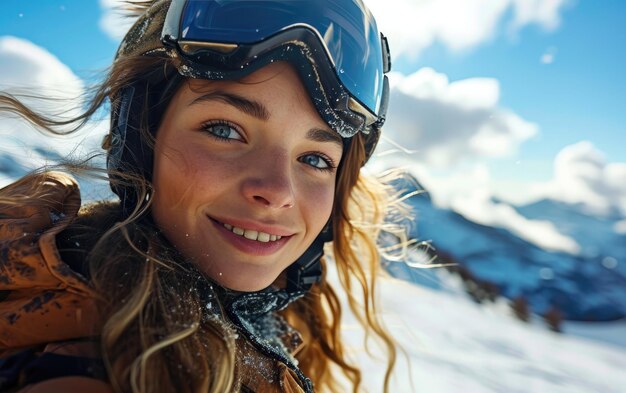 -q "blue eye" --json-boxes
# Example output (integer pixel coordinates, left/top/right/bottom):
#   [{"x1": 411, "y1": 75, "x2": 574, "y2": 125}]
[
  {"x1": 202, "y1": 121, "x2": 243, "y2": 141},
  {"x1": 300, "y1": 153, "x2": 335, "y2": 172}
]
